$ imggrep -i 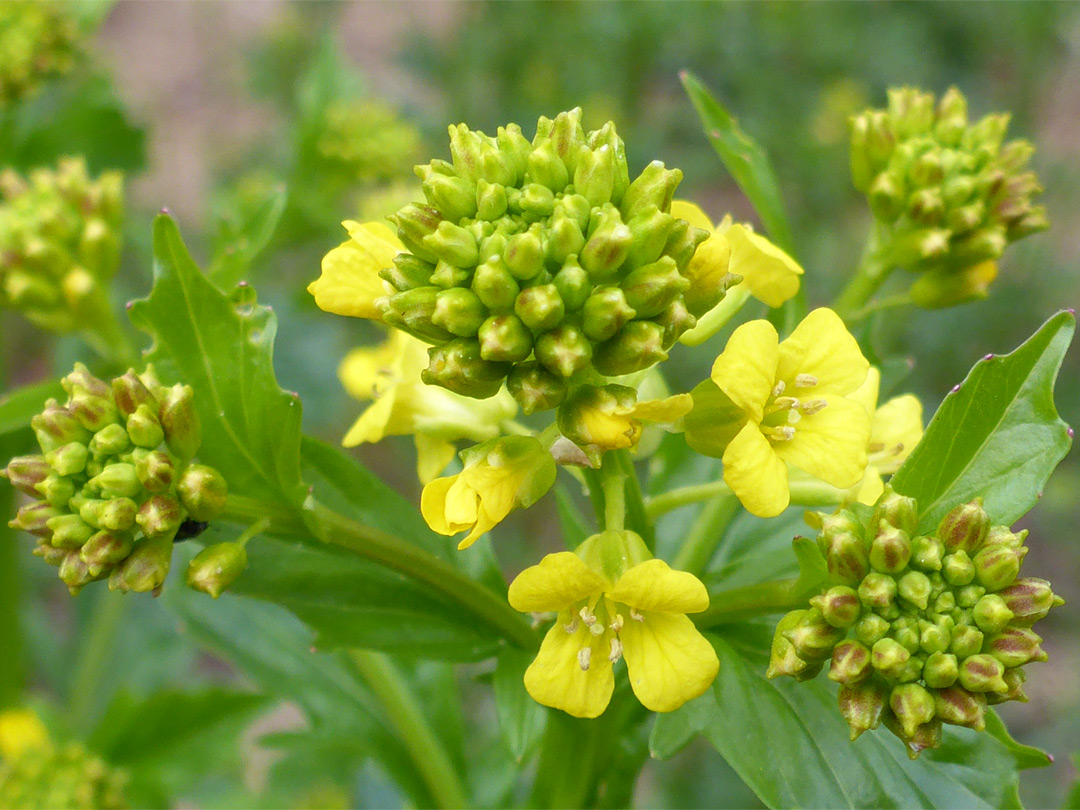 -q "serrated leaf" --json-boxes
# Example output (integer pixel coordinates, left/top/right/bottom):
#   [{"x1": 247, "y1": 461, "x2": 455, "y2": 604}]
[
  {"x1": 494, "y1": 648, "x2": 547, "y2": 762},
  {"x1": 984, "y1": 709, "x2": 1053, "y2": 770},
  {"x1": 891, "y1": 311, "x2": 1074, "y2": 532},
  {"x1": 0, "y1": 379, "x2": 64, "y2": 437},
  {"x1": 692, "y1": 636, "x2": 1023, "y2": 809},
  {"x1": 128, "y1": 215, "x2": 304, "y2": 505}
]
